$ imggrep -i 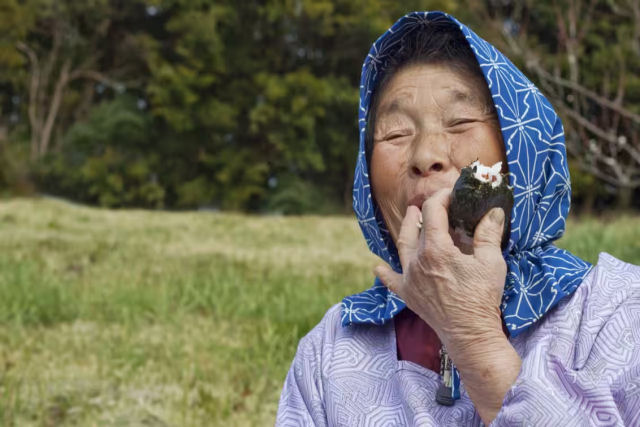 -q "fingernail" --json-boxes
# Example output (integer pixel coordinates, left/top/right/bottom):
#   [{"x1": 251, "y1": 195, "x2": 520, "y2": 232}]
[{"x1": 489, "y1": 208, "x2": 505, "y2": 224}]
